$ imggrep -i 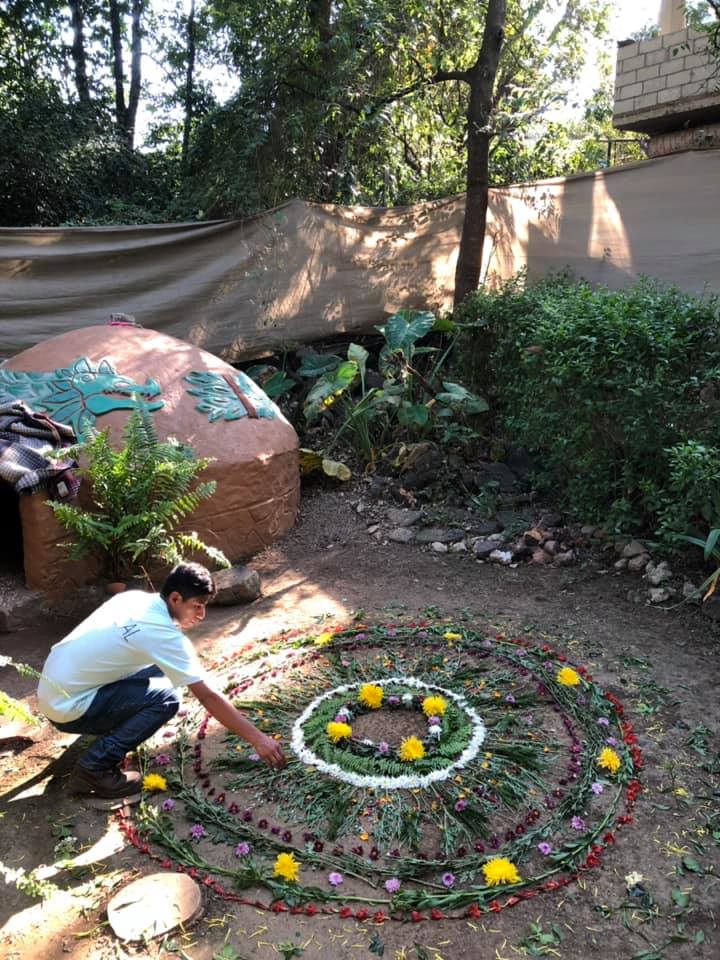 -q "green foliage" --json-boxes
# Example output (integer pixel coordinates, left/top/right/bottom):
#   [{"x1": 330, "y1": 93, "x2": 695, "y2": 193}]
[
  {"x1": 0, "y1": 655, "x2": 39, "y2": 724},
  {"x1": 462, "y1": 275, "x2": 720, "y2": 538},
  {"x1": 47, "y1": 405, "x2": 229, "y2": 580}
]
